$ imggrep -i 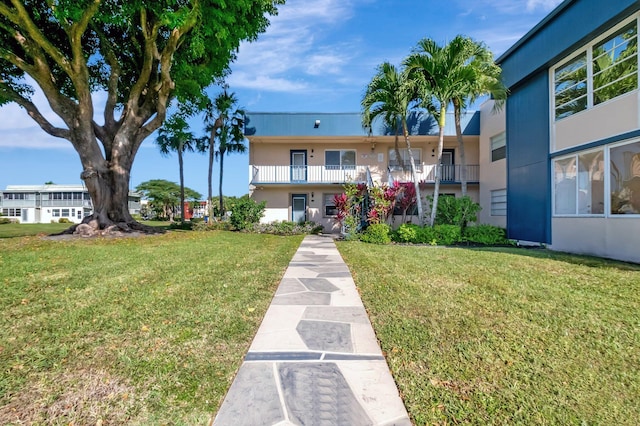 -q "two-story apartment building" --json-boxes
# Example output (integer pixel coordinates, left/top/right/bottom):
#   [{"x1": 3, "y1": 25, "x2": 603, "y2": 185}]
[
  {"x1": 246, "y1": 0, "x2": 640, "y2": 264},
  {"x1": 496, "y1": 0, "x2": 640, "y2": 263},
  {"x1": 246, "y1": 111, "x2": 480, "y2": 232},
  {"x1": 0, "y1": 184, "x2": 142, "y2": 224}
]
